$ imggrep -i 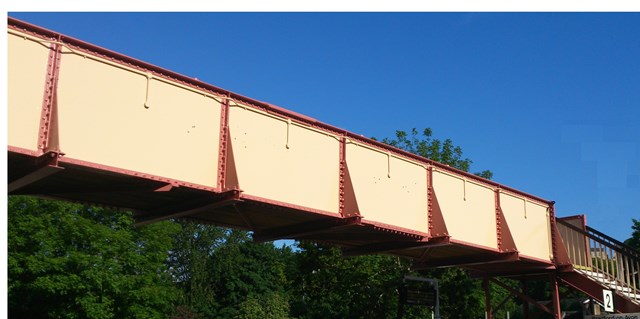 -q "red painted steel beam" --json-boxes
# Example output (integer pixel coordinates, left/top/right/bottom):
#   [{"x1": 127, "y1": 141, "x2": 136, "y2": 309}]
[
  {"x1": 550, "y1": 274, "x2": 562, "y2": 319},
  {"x1": 489, "y1": 278, "x2": 555, "y2": 316},
  {"x1": 8, "y1": 164, "x2": 63, "y2": 193},
  {"x1": 8, "y1": 151, "x2": 64, "y2": 193},
  {"x1": 468, "y1": 266, "x2": 557, "y2": 279},
  {"x1": 413, "y1": 252, "x2": 519, "y2": 269},
  {"x1": 13, "y1": 182, "x2": 177, "y2": 196},
  {"x1": 558, "y1": 271, "x2": 640, "y2": 313},
  {"x1": 341, "y1": 240, "x2": 431, "y2": 257},
  {"x1": 135, "y1": 190, "x2": 242, "y2": 226},
  {"x1": 253, "y1": 216, "x2": 361, "y2": 243}
]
